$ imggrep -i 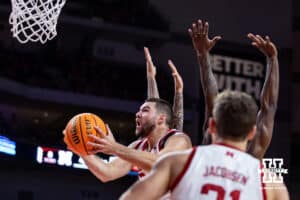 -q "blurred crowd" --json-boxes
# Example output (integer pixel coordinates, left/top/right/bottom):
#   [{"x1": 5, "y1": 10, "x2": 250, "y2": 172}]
[
  {"x1": 65, "y1": 0, "x2": 170, "y2": 32},
  {"x1": 0, "y1": 45, "x2": 174, "y2": 102},
  {"x1": 0, "y1": 111, "x2": 48, "y2": 146}
]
